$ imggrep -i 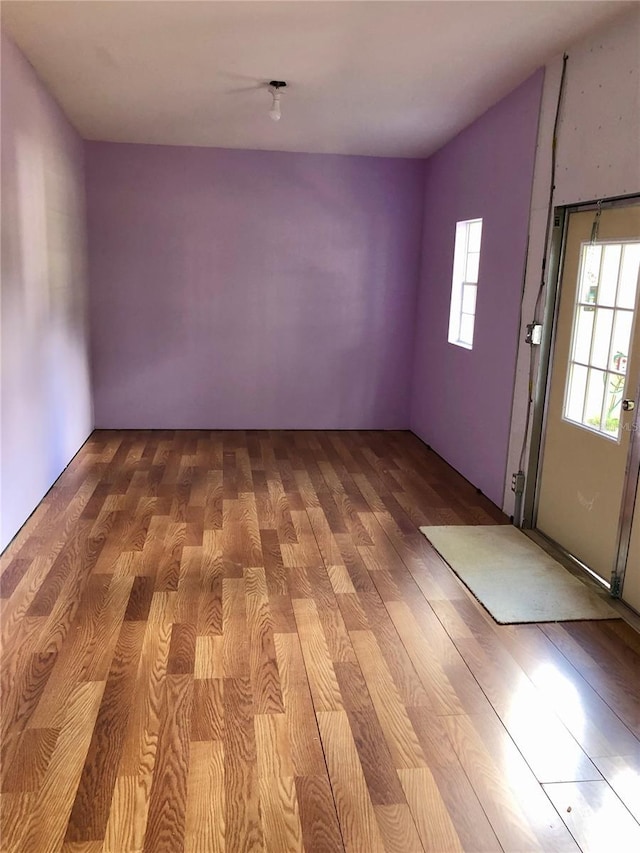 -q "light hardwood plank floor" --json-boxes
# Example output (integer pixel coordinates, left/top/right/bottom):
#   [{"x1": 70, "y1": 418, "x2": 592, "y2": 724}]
[{"x1": 1, "y1": 429, "x2": 639, "y2": 852}]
